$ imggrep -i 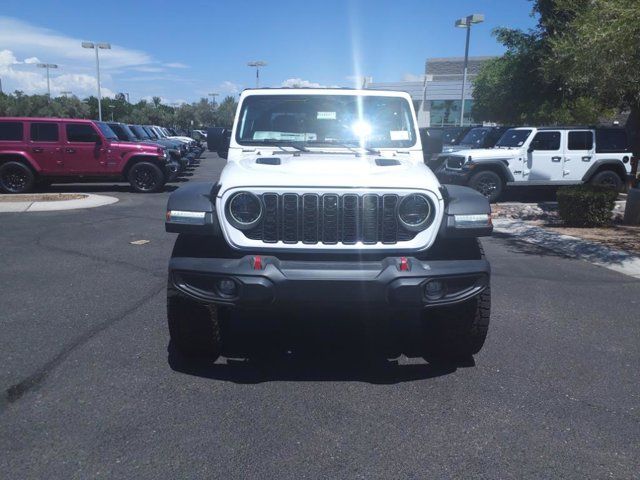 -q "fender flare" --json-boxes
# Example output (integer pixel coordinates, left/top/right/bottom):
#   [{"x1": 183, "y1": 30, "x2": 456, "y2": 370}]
[
  {"x1": 165, "y1": 182, "x2": 222, "y2": 236},
  {"x1": 122, "y1": 153, "x2": 166, "y2": 175},
  {"x1": 582, "y1": 159, "x2": 628, "y2": 182},
  {"x1": 469, "y1": 159, "x2": 515, "y2": 183},
  {"x1": 0, "y1": 151, "x2": 41, "y2": 173},
  {"x1": 438, "y1": 185, "x2": 493, "y2": 238}
]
